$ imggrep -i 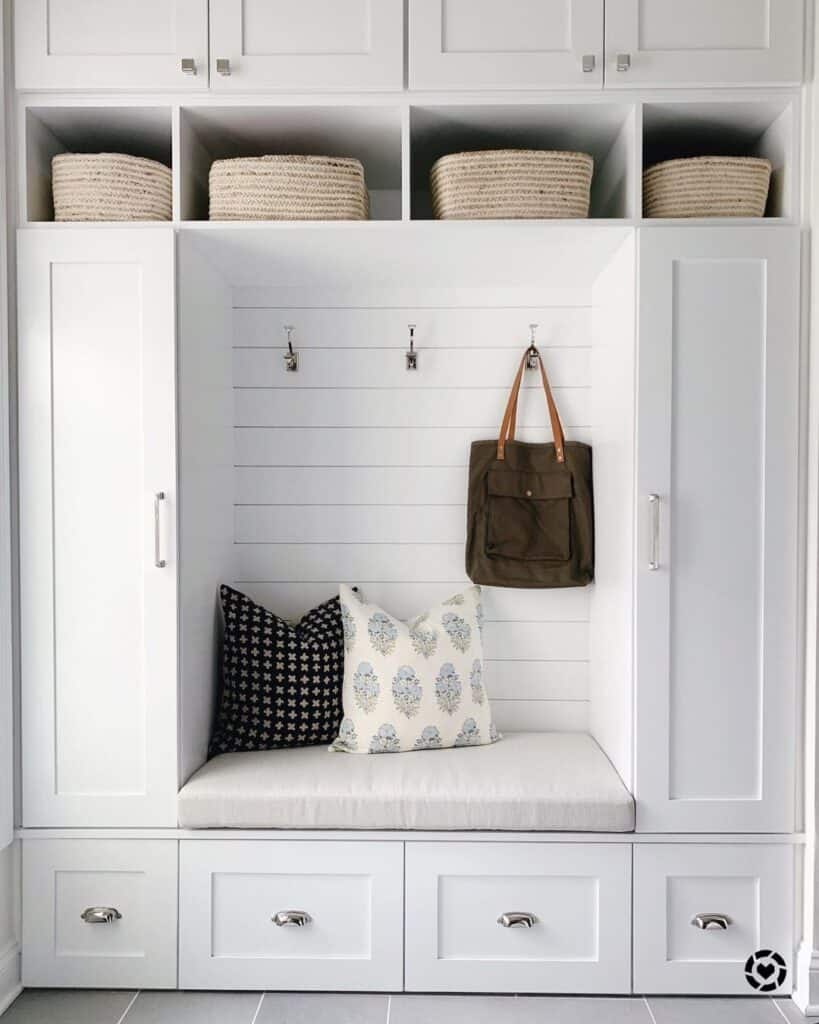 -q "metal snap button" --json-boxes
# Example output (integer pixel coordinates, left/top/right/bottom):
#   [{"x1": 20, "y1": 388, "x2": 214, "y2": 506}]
[{"x1": 525, "y1": 489, "x2": 533, "y2": 497}]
